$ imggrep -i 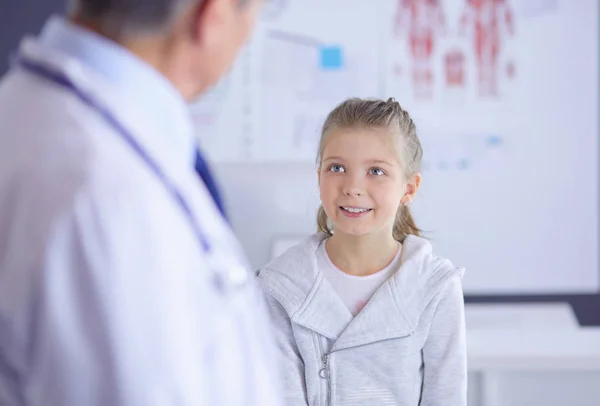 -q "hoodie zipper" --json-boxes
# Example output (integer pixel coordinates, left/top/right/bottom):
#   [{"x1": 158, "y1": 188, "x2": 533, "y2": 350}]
[
  {"x1": 318, "y1": 339, "x2": 331, "y2": 406},
  {"x1": 318, "y1": 332, "x2": 415, "y2": 405}
]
